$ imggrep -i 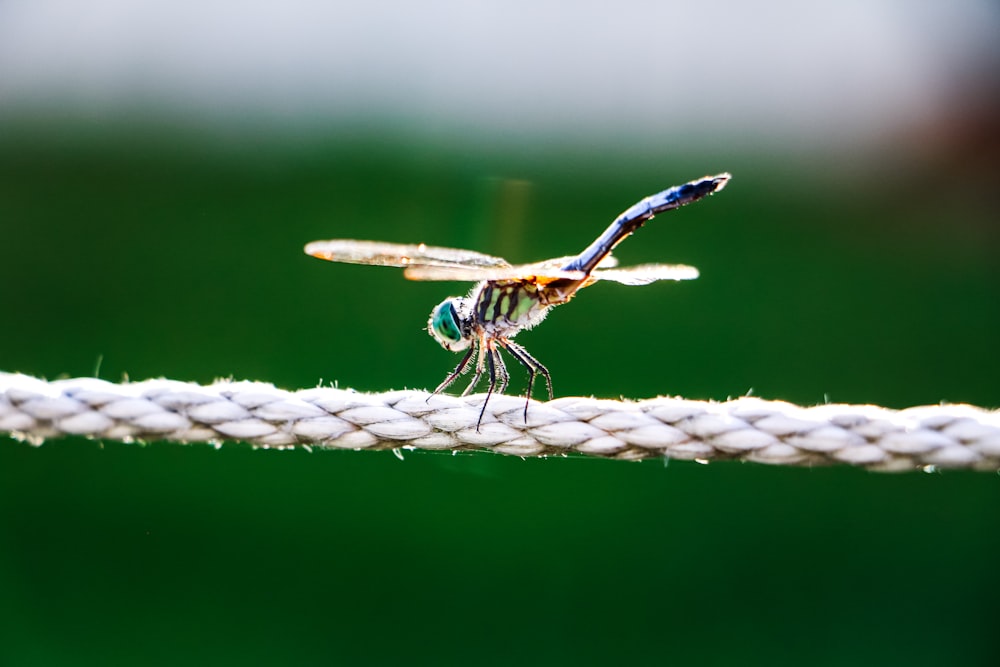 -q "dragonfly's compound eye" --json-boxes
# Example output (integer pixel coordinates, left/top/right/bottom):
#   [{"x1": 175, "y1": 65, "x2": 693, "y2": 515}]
[{"x1": 429, "y1": 298, "x2": 469, "y2": 351}]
